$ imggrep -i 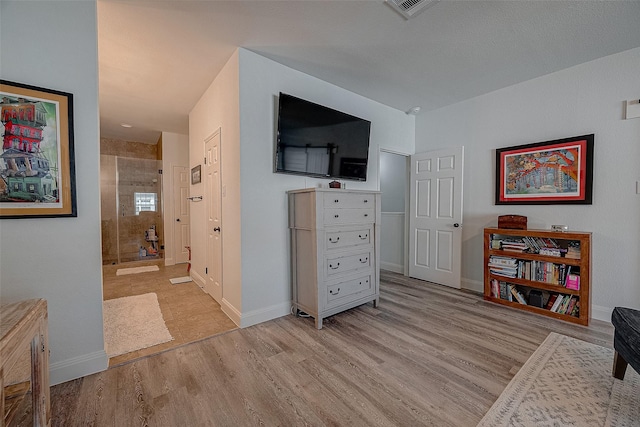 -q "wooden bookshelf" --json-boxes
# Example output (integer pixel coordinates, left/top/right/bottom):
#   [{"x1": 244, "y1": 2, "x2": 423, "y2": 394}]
[{"x1": 484, "y1": 228, "x2": 591, "y2": 325}]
